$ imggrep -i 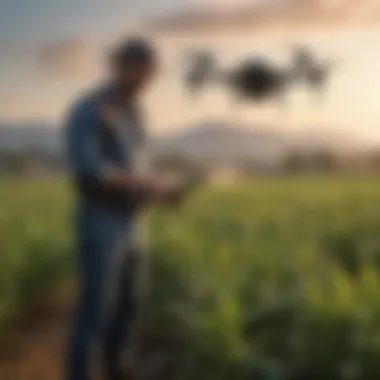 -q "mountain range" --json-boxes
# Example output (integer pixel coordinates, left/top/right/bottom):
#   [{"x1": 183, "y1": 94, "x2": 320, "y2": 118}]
[
  {"x1": 154, "y1": 120, "x2": 360, "y2": 163},
  {"x1": 0, "y1": 120, "x2": 362, "y2": 165},
  {"x1": 0, "y1": 122, "x2": 62, "y2": 155}
]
